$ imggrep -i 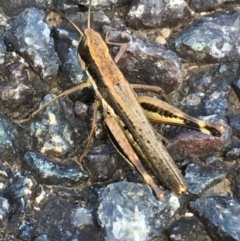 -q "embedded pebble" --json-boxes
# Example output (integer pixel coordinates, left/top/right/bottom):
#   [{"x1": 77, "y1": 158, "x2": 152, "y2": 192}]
[
  {"x1": 4, "y1": 174, "x2": 34, "y2": 201},
  {"x1": 75, "y1": 0, "x2": 129, "y2": 9},
  {"x1": 33, "y1": 234, "x2": 53, "y2": 241},
  {"x1": 70, "y1": 207, "x2": 93, "y2": 227},
  {"x1": 155, "y1": 35, "x2": 167, "y2": 45},
  {"x1": 185, "y1": 163, "x2": 227, "y2": 195},
  {"x1": 0, "y1": 196, "x2": 9, "y2": 221},
  {"x1": 0, "y1": 39, "x2": 6, "y2": 64},
  {"x1": 160, "y1": 28, "x2": 171, "y2": 38},
  {"x1": 18, "y1": 223, "x2": 37, "y2": 241}
]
